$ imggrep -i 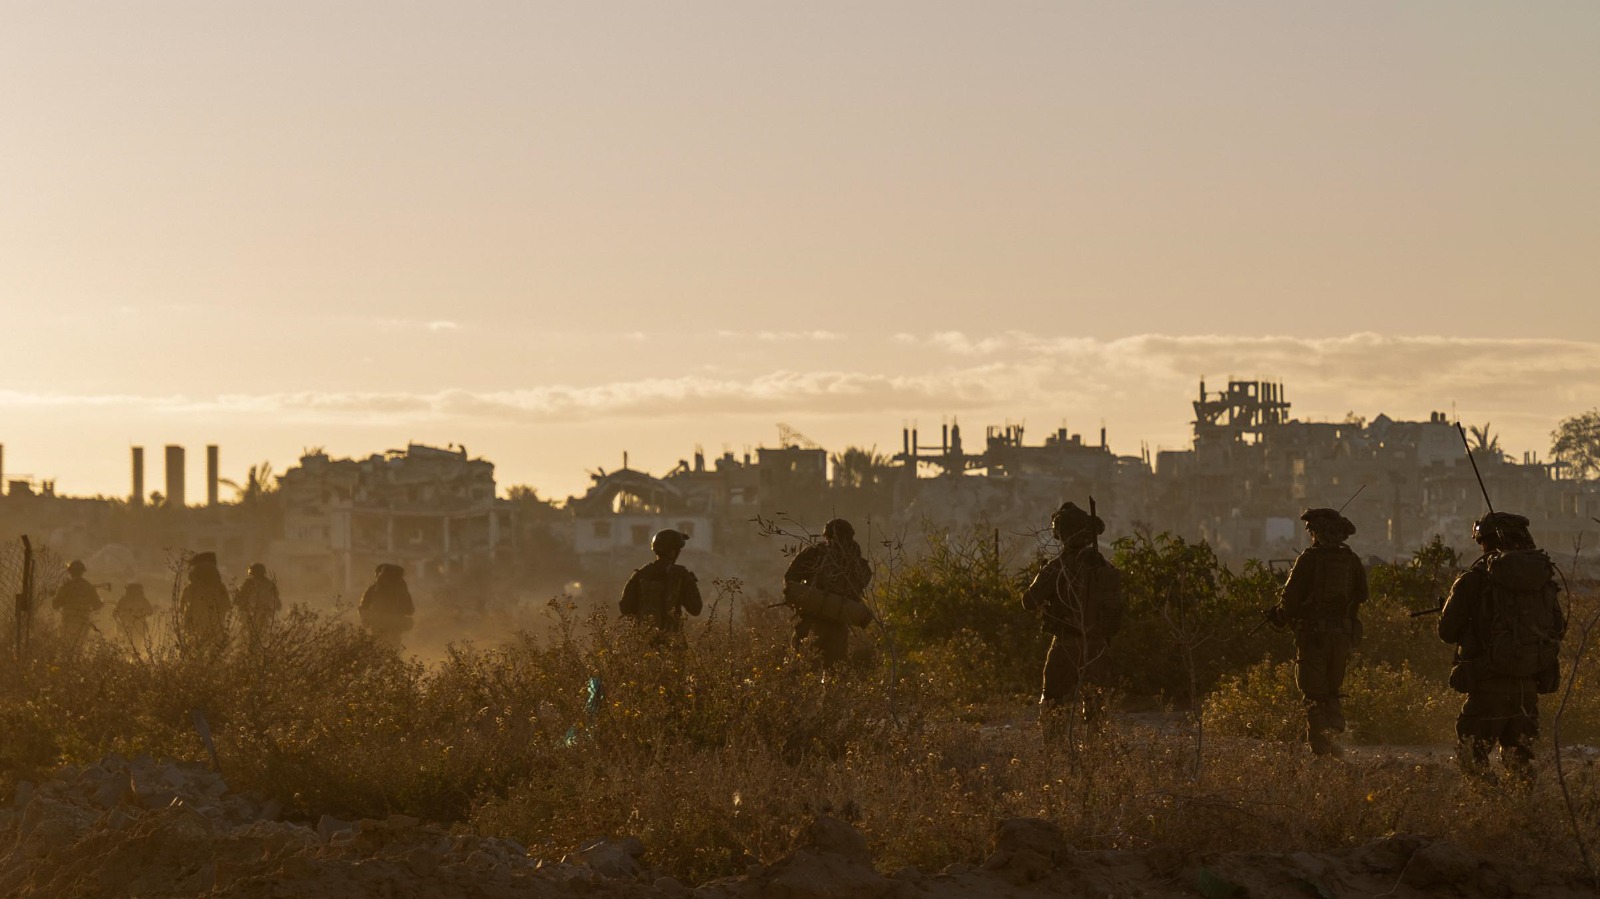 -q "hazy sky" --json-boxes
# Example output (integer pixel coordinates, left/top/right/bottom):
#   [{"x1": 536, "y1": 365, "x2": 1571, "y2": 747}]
[{"x1": 2, "y1": 3, "x2": 1597, "y2": 501}]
